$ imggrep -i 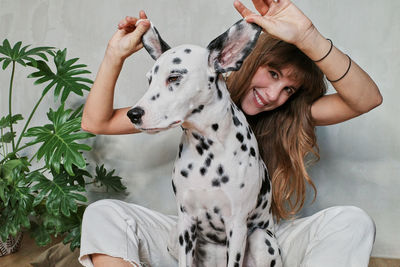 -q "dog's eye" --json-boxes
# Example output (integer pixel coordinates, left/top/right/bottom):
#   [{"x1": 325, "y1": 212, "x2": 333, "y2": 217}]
[{"x1": 167, "y1": 76, "x2": 180, "y2": 83}]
